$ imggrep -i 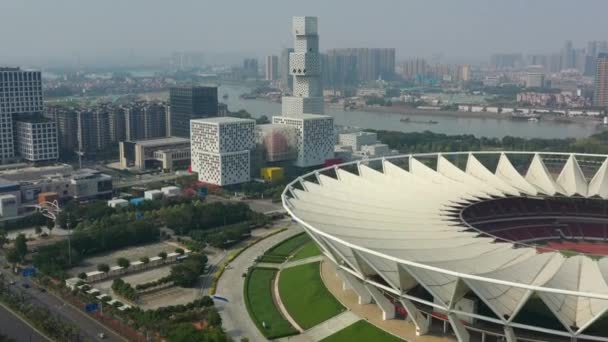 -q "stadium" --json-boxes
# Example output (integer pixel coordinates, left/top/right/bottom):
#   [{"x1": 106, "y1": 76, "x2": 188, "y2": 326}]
[{"x1": 282, "y1": 152, "x2": 608, "y2": 342}]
